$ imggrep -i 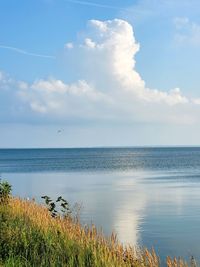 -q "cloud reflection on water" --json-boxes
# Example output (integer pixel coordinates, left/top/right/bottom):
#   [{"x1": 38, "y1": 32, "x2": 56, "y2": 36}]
[{"x1": 5, "y1": 169, "x2": 200, "y2": 260}]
